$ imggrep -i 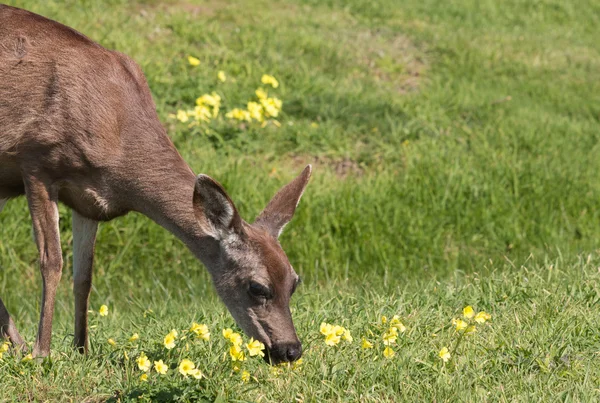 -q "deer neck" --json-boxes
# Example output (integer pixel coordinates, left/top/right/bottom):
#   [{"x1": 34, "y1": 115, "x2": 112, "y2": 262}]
[{"x1": 120, "y1": 133, "x2": 222, "y2": 270}]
